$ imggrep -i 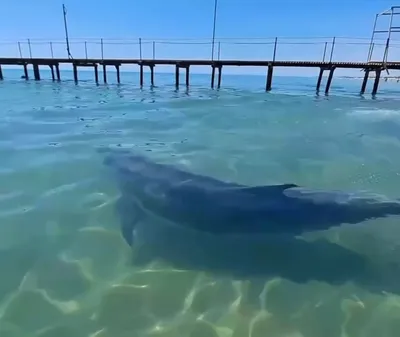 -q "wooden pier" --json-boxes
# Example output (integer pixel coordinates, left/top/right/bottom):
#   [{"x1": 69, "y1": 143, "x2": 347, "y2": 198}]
[{"x1": 1, "y1": 57, "x2": 400, "y2": 95}]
